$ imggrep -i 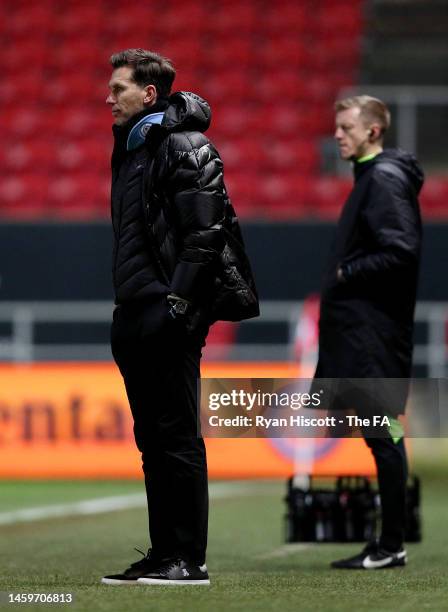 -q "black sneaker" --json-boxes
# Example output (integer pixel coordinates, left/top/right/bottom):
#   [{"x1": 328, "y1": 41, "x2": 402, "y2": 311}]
[
  {"x1": 331, "y1": 541, "x2": 407, "y2": 570},
  {"x1": 137, "y1": 558, "x2": 210, "y2": 586},
  {"x1": 101, "y1": 548, "x2": 158, "y2": 585}
]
